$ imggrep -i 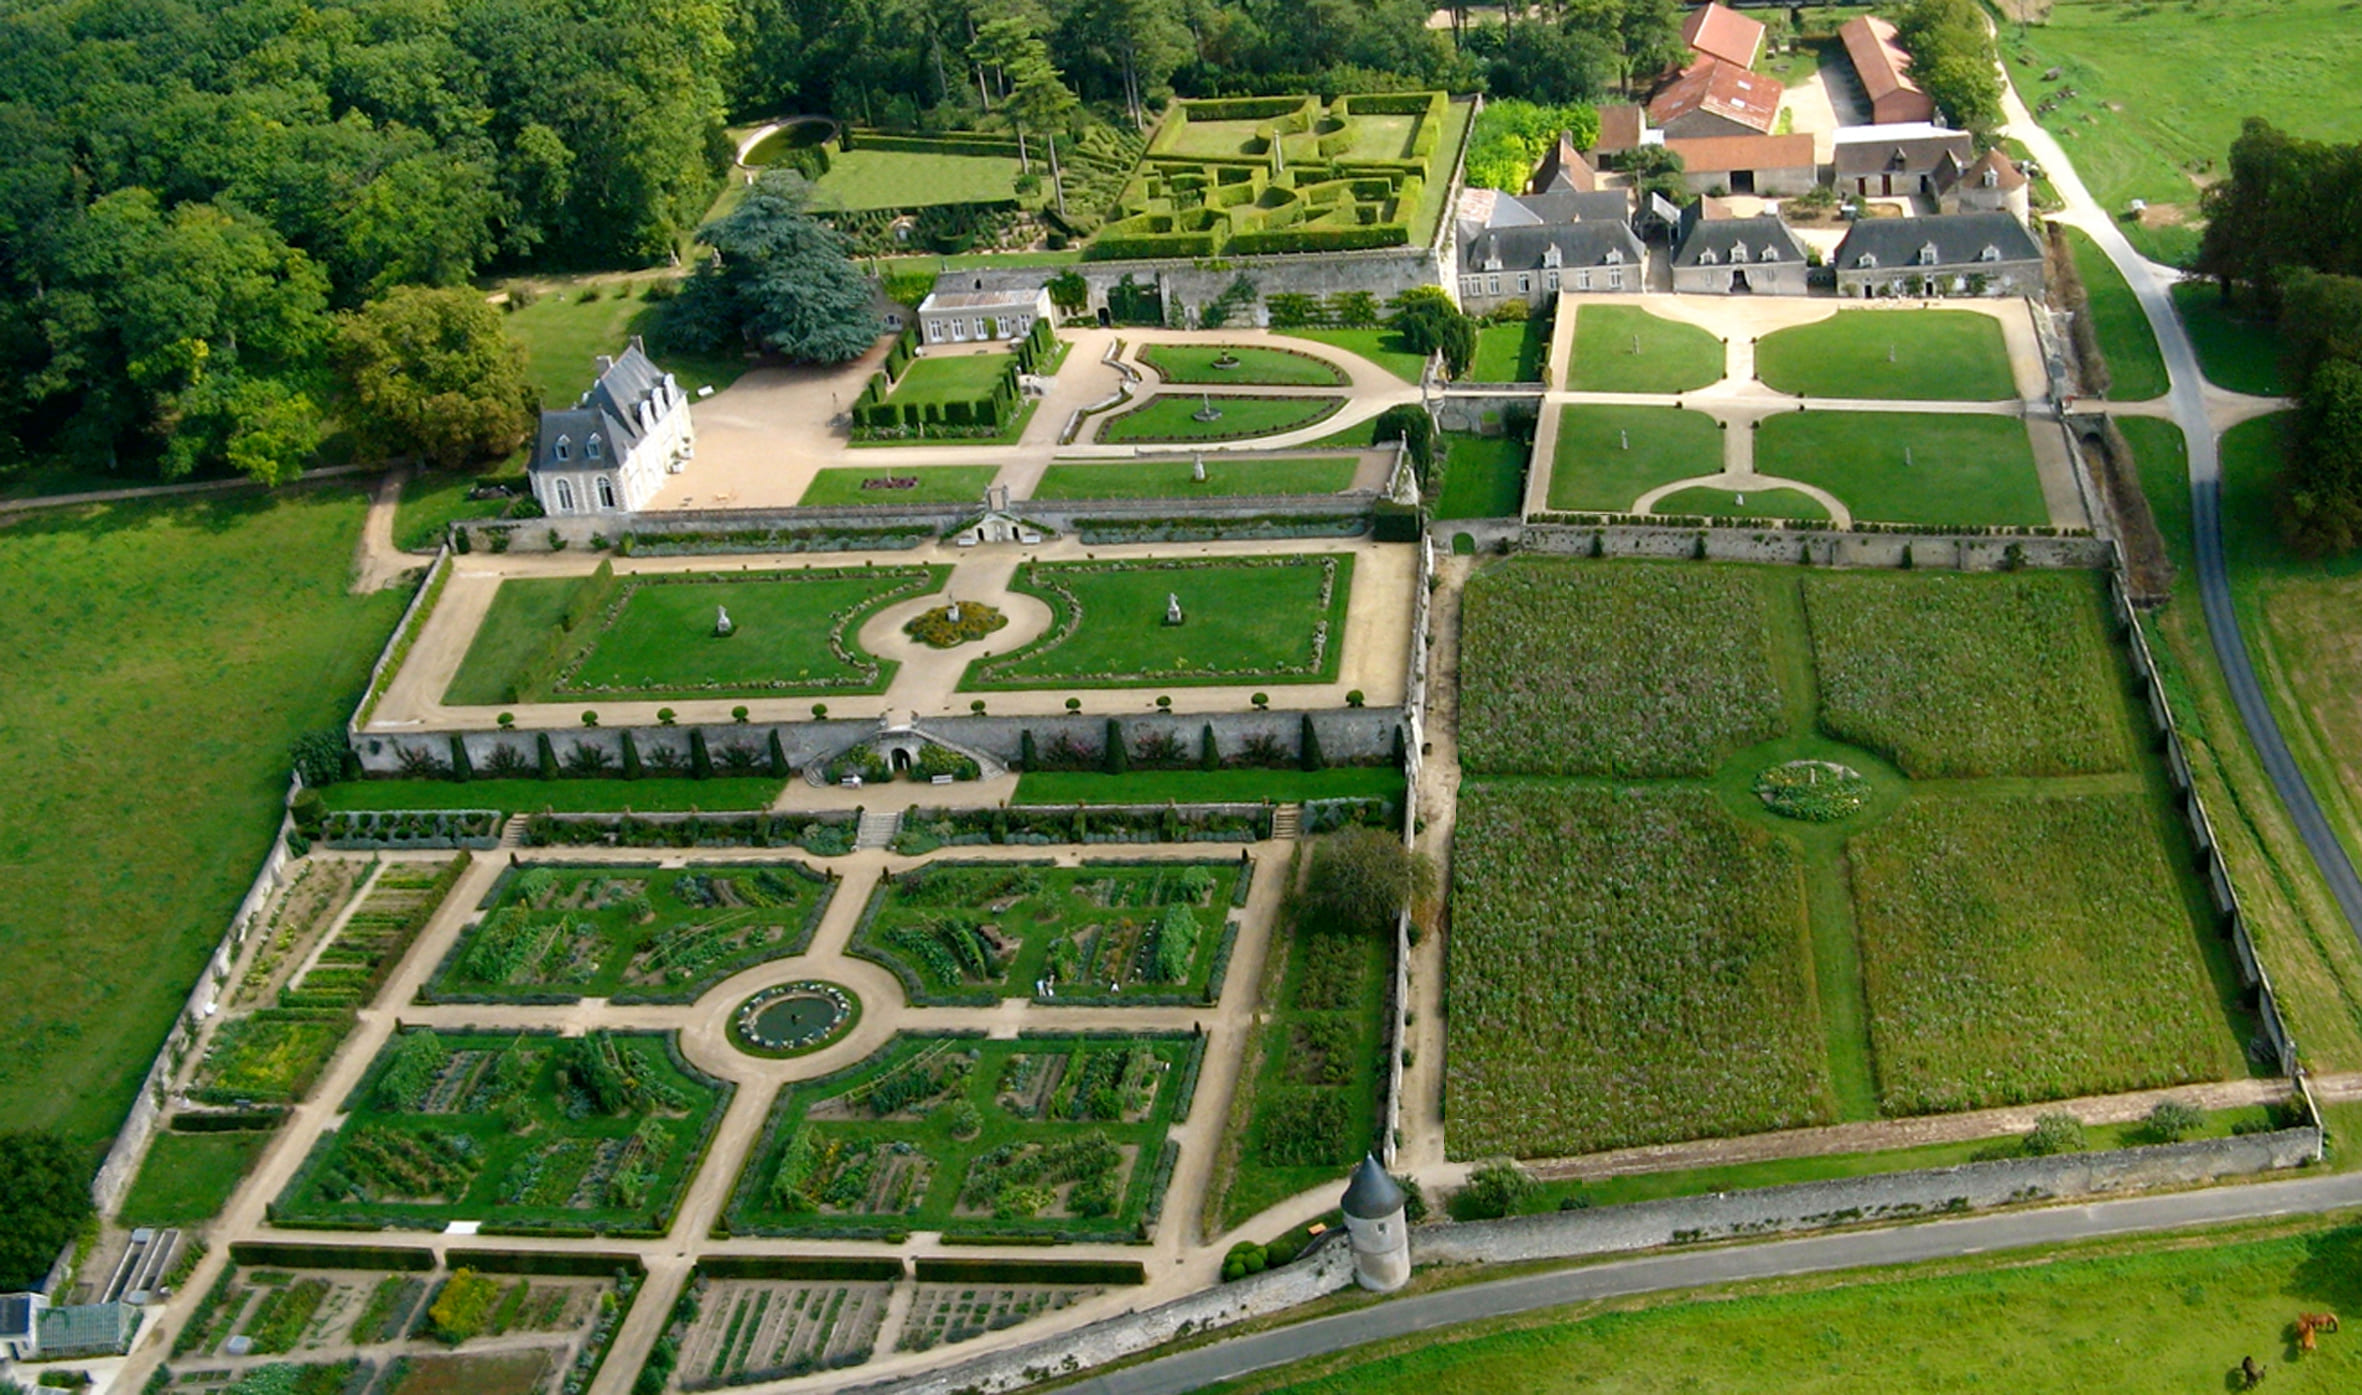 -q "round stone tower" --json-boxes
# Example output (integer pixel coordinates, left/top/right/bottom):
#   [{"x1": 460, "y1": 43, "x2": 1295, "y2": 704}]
[{"x1": 1340, "y1": 1154, "x2": 1410, "y2": 1292}]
